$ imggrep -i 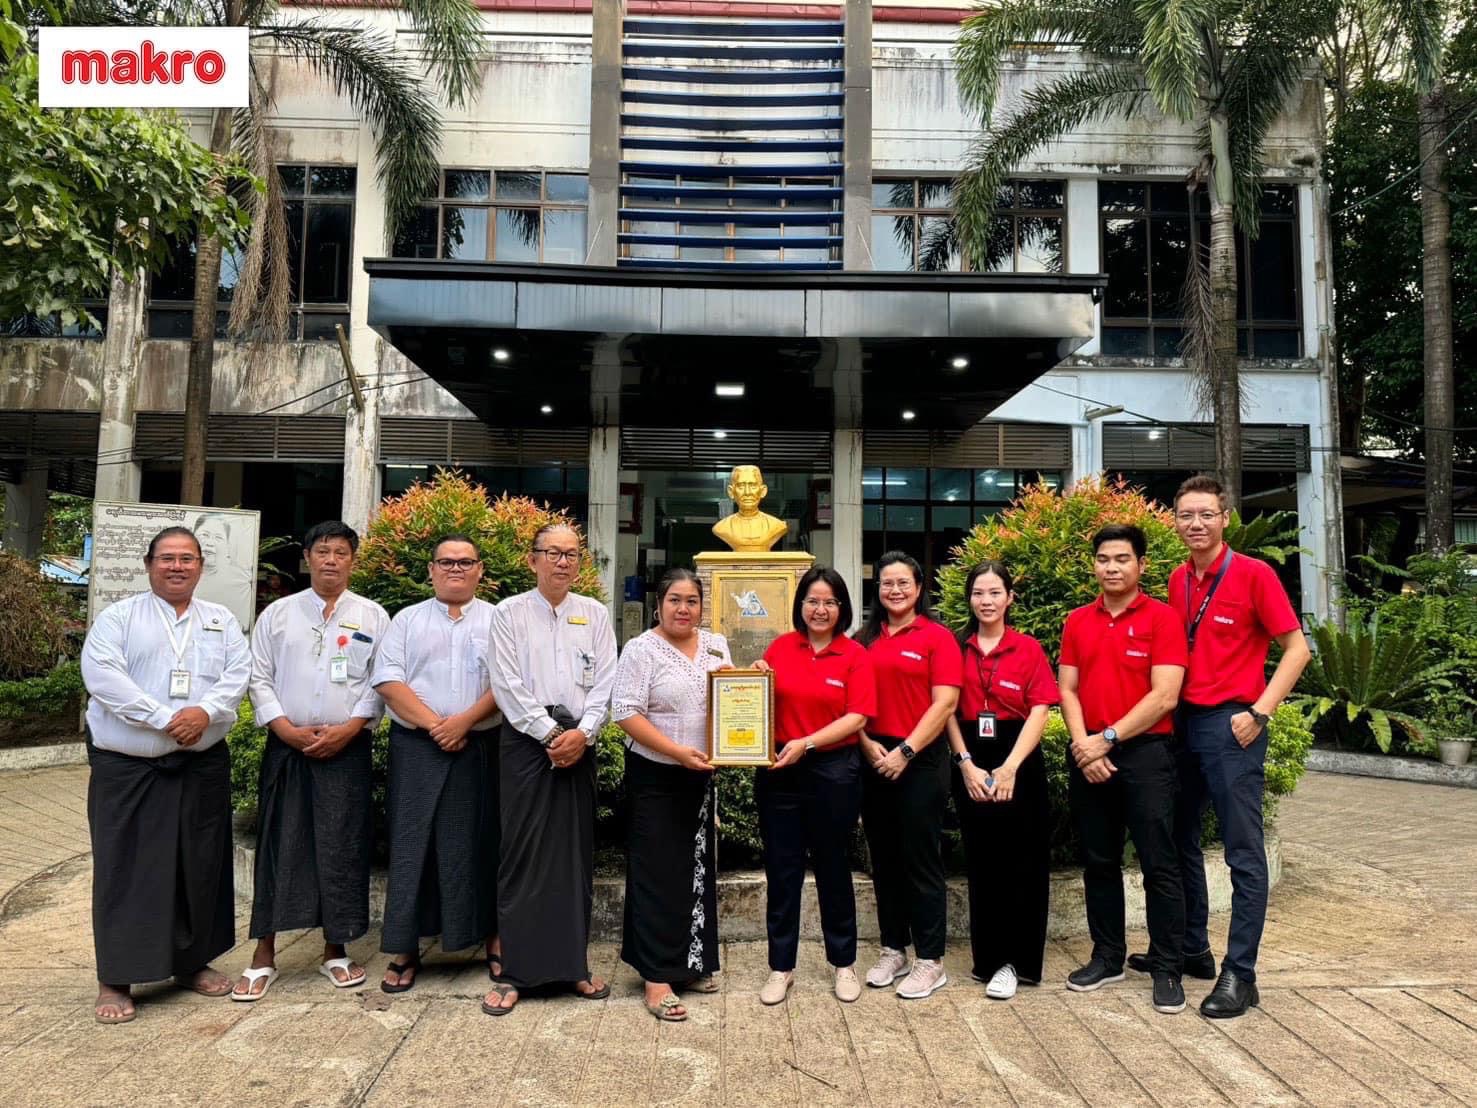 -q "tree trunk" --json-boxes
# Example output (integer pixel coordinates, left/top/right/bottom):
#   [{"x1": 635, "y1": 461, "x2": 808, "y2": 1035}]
[
  {"x1": 1418, "y1": 85, "x2": 1455, "y2": 553},
  {"x1": 1207, "y1": 112, "x2": 1242, "y2": 512},
  {"x1": 180, "y1": 108, "x2": 234, "y2": 506}
]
